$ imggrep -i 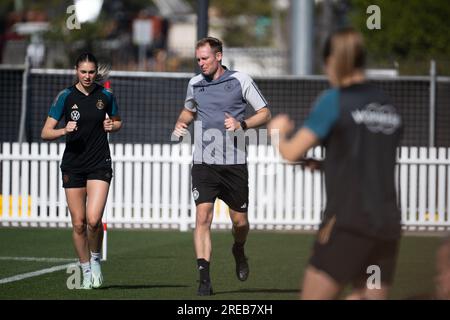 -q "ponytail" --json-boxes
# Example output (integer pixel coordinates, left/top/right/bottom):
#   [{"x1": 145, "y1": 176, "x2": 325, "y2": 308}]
[
  {"x1": 322, "y1": 28, "x2": 366, "y2": 86},
  {"x1": 95, "y1": 63, "x2": 111, "y2": 83}
]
